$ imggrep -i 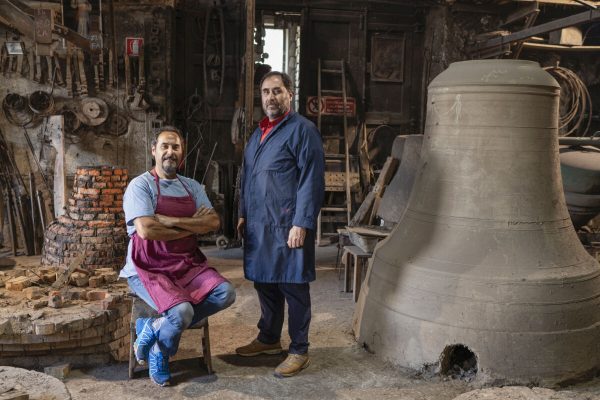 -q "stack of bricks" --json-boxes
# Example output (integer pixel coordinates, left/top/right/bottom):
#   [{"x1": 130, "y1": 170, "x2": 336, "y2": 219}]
[{"x1": 41, "y1": 166, "x2": 128, "y2": 272}]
